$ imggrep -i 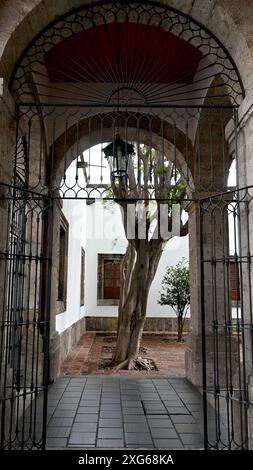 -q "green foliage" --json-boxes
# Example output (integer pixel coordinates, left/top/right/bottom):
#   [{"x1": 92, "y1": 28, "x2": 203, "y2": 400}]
[
  {"x1": 158, "y1": 258, "x2": 190, "y2": 341},
  {"x1": 104, "y1": 184, "x2": 114, "y2": 198},
  {"x1": 158, "y1": 257, "x2": 190, "y2": 318},
  {"x1": 155, "y1": 165, "x2": 166, "y2": 177},
  {"x1": 165, "y1": 180, "x2": 187, "y2": 203}
]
